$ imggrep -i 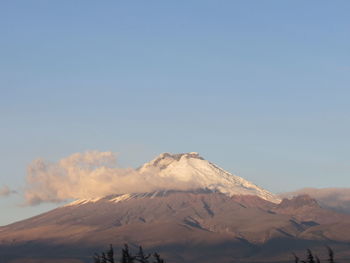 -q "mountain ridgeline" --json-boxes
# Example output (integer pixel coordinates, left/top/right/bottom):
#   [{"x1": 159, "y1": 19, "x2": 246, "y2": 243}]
[{"x1": 1, "y1": 153, "x2": 350, "y2": 263}]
